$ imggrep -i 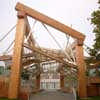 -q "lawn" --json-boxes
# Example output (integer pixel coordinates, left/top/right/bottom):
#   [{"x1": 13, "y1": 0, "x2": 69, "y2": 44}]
[
  {"x1": 78, "y1": 96, "x2": 100, "y2": 100},
  {"x1": 0, "y1": 99, "x2": 10, "y2": 100},
  {"x1": 0, "y1": 98, "x2": 19, "y2": 100}
]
